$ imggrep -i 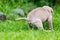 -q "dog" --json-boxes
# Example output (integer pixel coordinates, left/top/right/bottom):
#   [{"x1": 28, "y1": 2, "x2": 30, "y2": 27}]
[{"x1": 16, "y1": 6, "x2": 53, "y2": 30}]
